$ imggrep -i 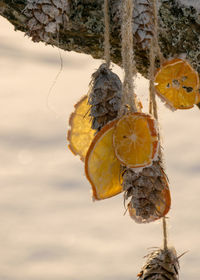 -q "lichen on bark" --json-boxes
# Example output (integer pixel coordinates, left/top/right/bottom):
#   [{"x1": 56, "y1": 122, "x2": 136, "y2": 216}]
[
  {"x1": 0, "y1": 0, "x2": 200, "y2": 77},
  {"x1": 159, "y1": 0, "x2": 200, "y2": 73}
]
